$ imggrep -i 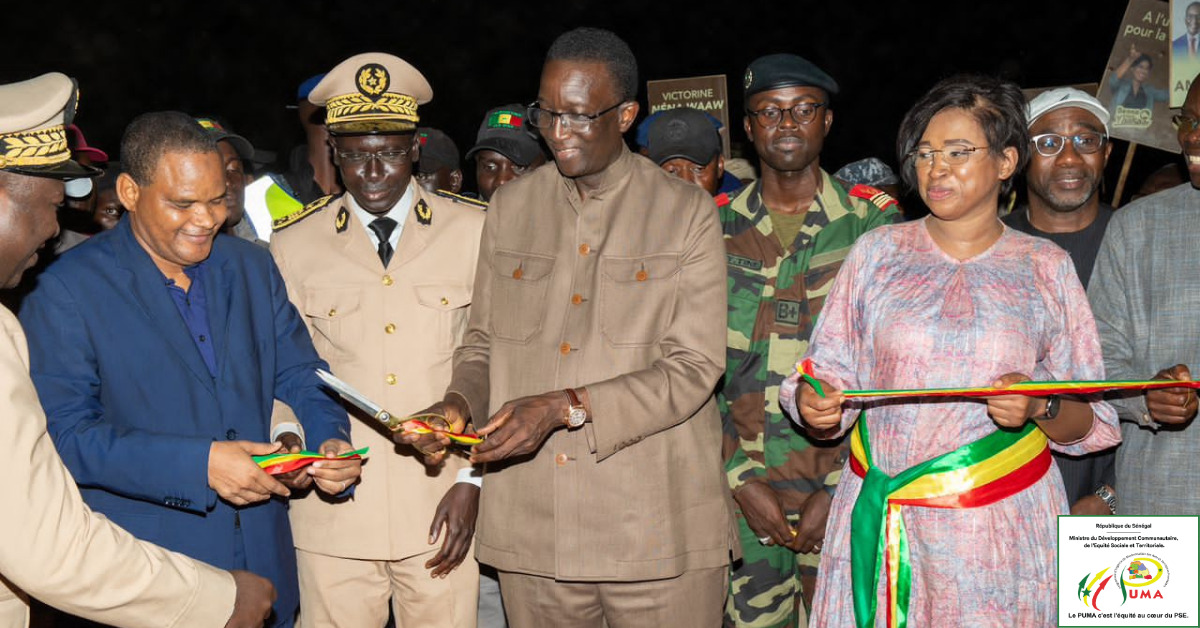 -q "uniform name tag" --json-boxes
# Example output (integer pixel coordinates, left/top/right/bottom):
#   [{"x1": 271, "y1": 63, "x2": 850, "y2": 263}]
[
  {"x1": 727, "y1": 254, "x2": 763, "y2": 271},
  {"x1": 775, "y1": 299, "x2": 801, "y2": 326}
]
